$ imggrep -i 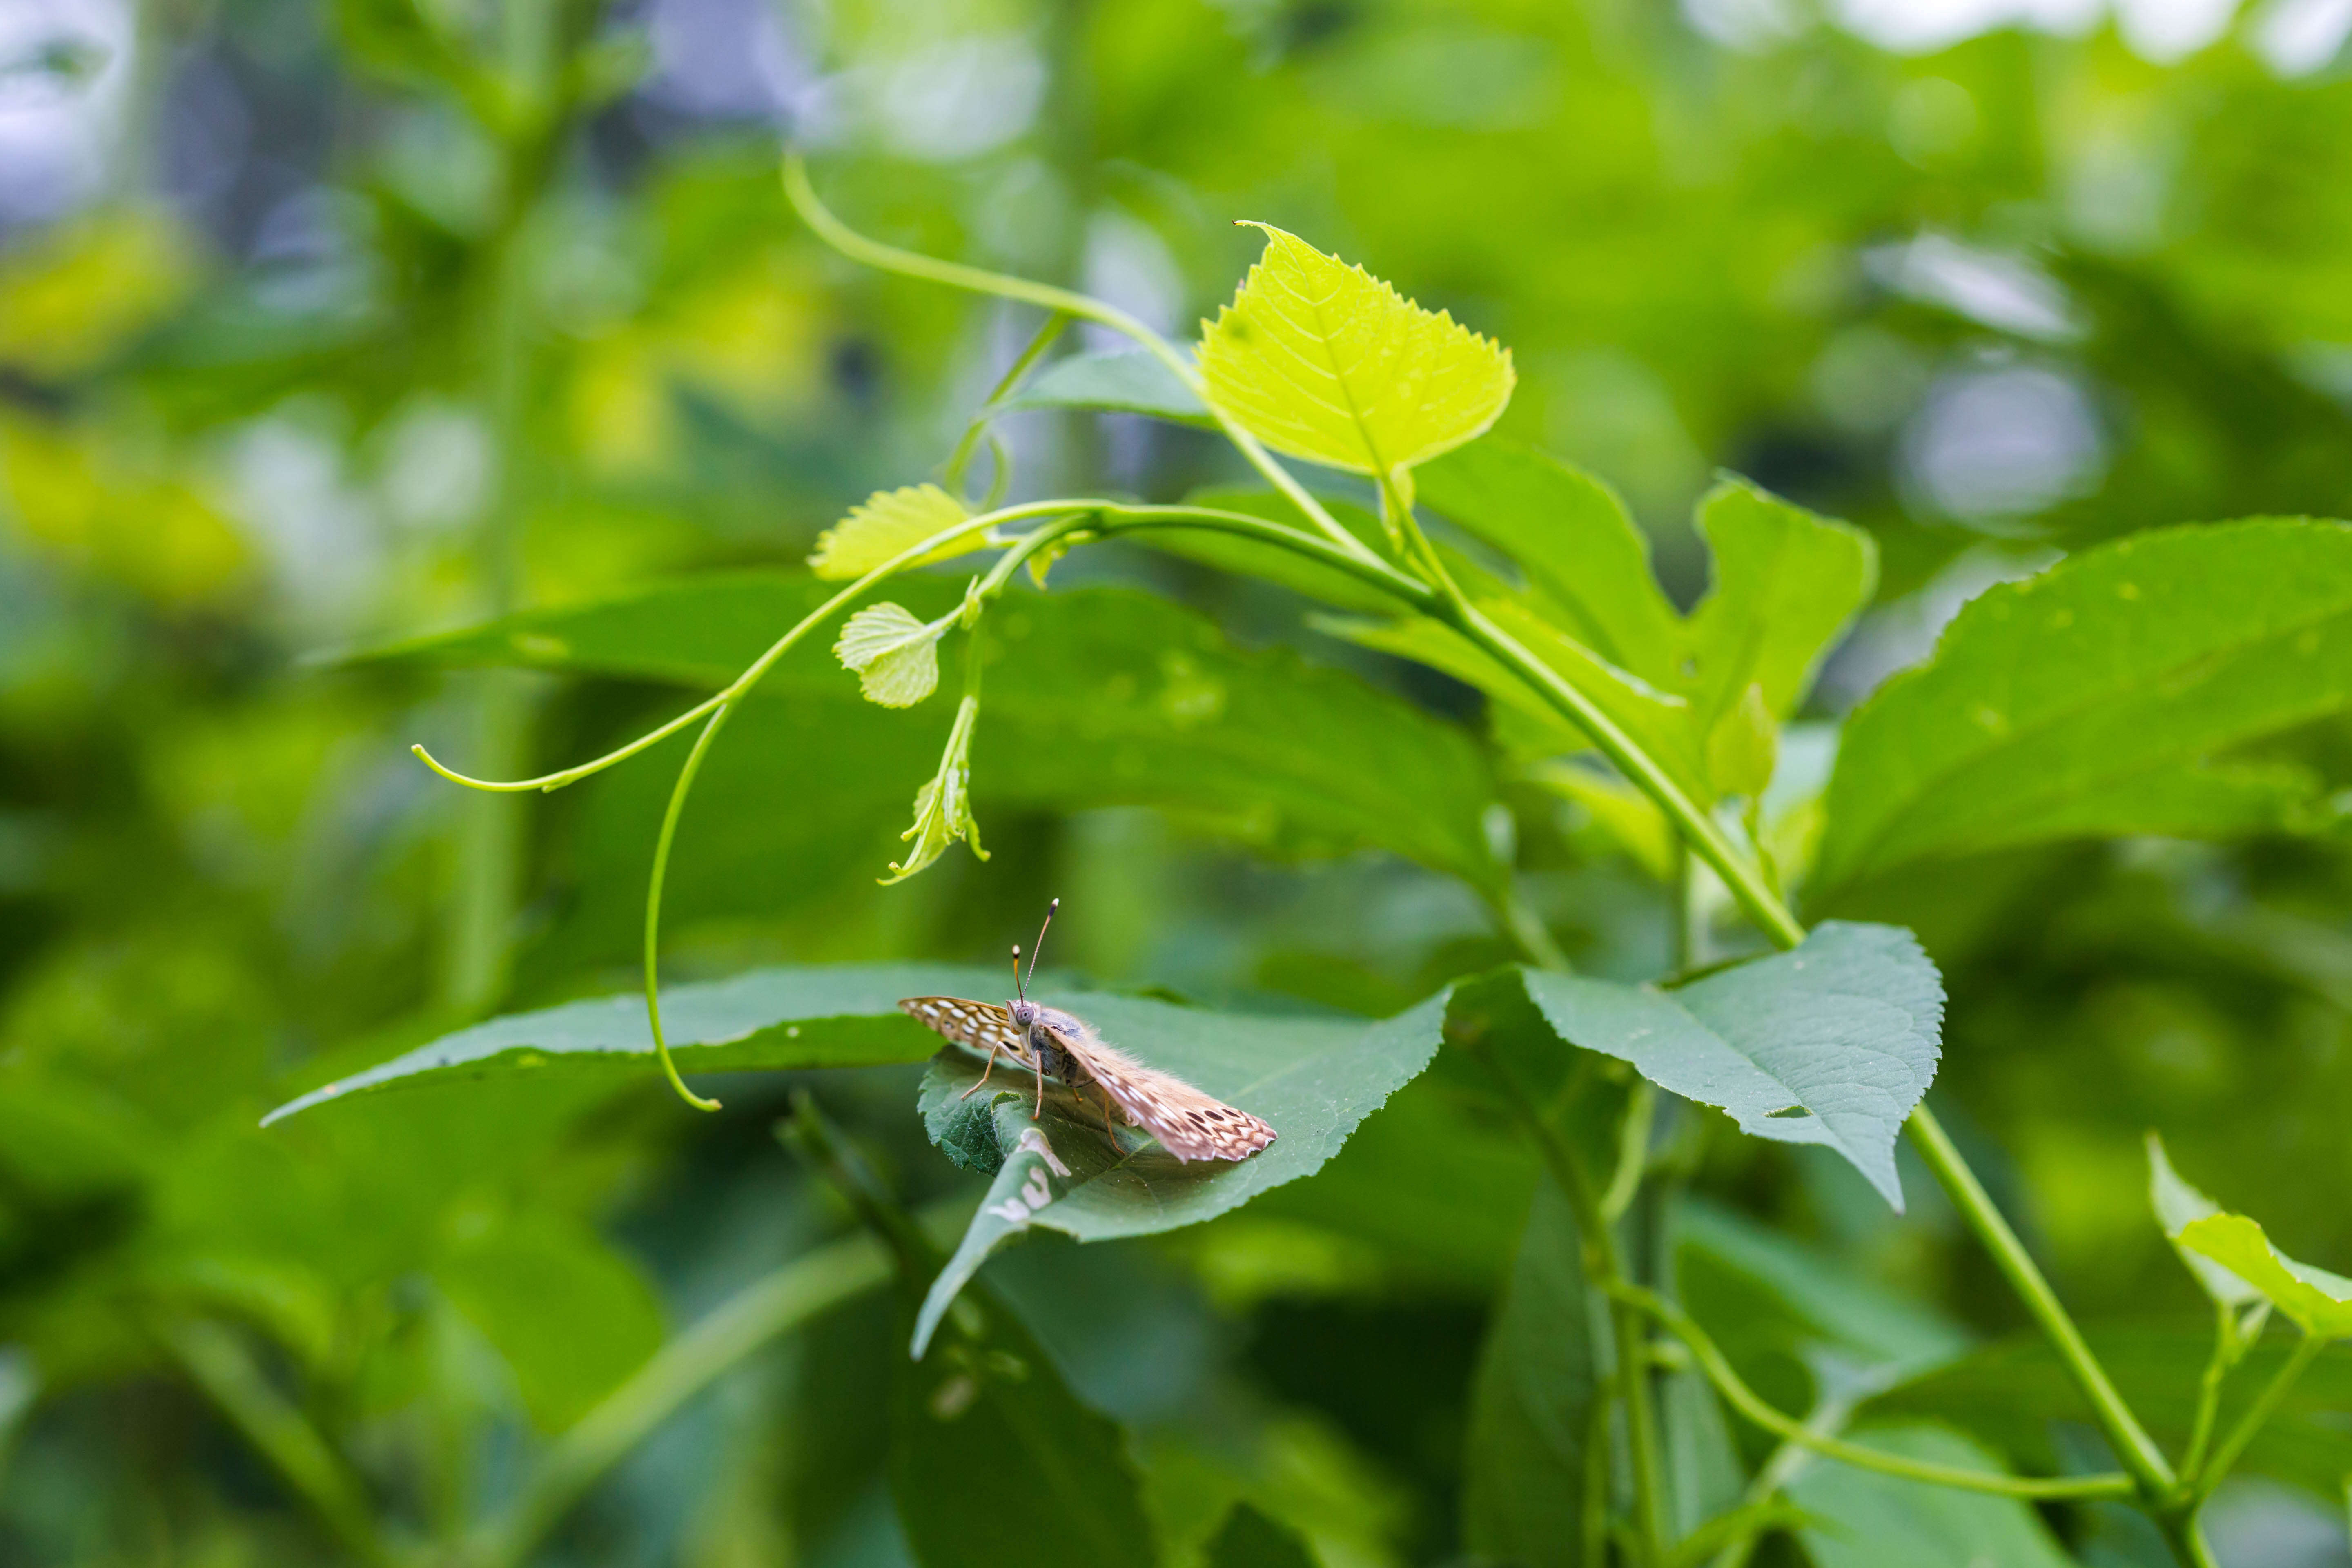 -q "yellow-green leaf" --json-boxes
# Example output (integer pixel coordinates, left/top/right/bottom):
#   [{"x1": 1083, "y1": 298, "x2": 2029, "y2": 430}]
[
  {"x1": 1197, "y1": 224, "x2": 1514, "y2": 484},
  {"x1": 833, "y1": 603, "x2": 945, "y2": 707},
  {"x1": 884, "y1": 695, "x2": 985, "y2": 884},
  {"x1": 808, "y1": 484, "x2": 984, "y2": 580},
  {"x1": 2178, "y1": 1213, "x2": 2352, "y2": 1339}
]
